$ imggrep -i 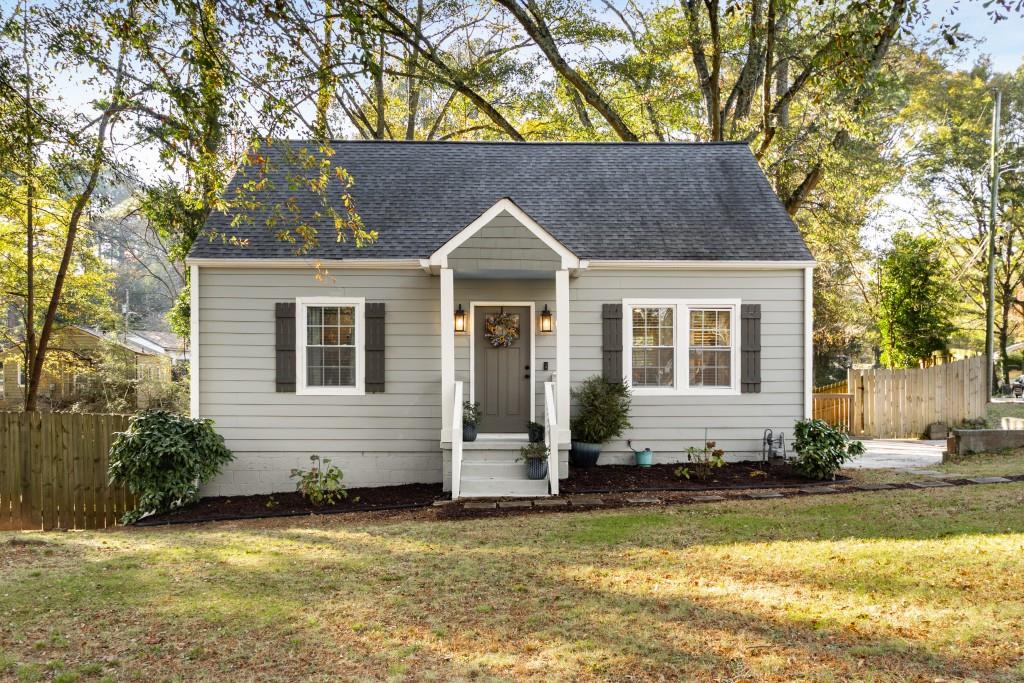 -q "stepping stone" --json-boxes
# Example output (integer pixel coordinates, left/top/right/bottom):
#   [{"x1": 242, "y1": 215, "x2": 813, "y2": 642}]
[
  {"x1": 908, "y1": 480, "x2": 952, "y2": 488},
  {"x1": 498, "y1": 500, "x2": 532, "y2": 508},
  {"x1": 534, "y1": 498, "x2": 568, "y2": 507},
  {"x1": 432, "y1": 499, "x2": 456, "y2": 506},
  {"x1": 464, "y1": 501, "x2": 497, "y2": 509},
  {"x1": 569, "y1": 496, "x2": 605, "y2": 506},
  {"x1": 852, "y1": 483, "x2": 895, "y2": 491},
  {"x1": 624, "y1": 497, "x2": 662, "y2": 505},
  {"x1": 746, "y1": 491, "x2": 784, "y2": 499},
  {"x1": 967, "y1": 476, "x2": 1012, "y2": 484},
  {"x1": 689, "y1": 495, "x2": 725, "y2": 503},
  {"x1": 912, "y1": 470, "x2": 957, "y2": 478},
  {"x1": 799, "y1": 487, "x2": 839, "y2": 494}
]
